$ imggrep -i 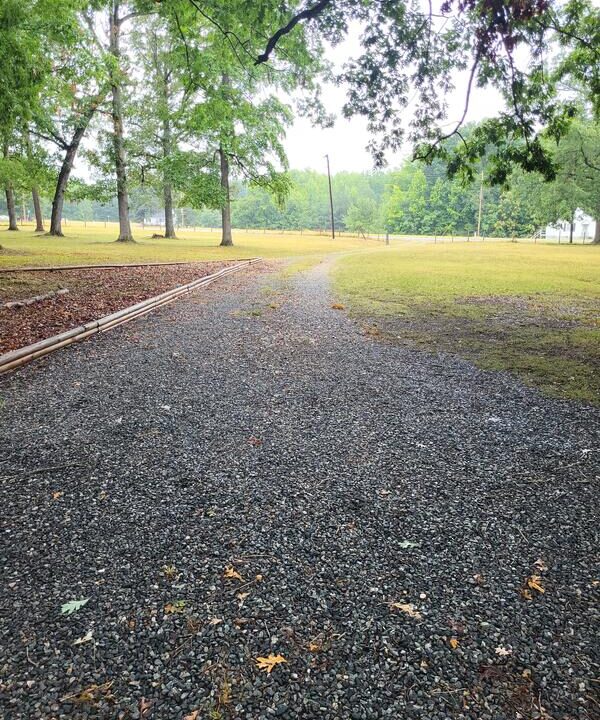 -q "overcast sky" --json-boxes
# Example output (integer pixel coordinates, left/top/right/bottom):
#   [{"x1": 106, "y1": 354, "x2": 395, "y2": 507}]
[{"x1": 283, "y1": 30, "x2": 507, "y2": 174}]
